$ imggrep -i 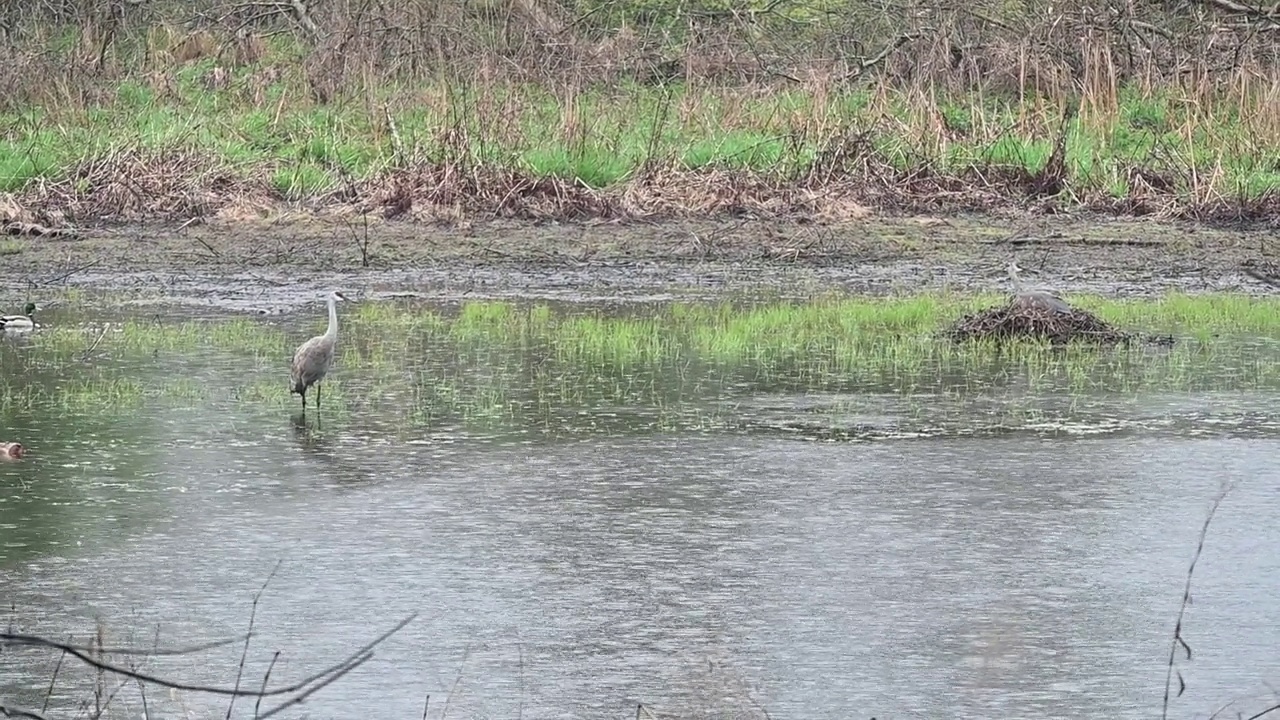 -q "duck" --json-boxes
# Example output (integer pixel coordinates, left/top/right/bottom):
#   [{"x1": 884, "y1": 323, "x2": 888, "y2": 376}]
[
  {"x1": 0, "y1": 302, "x2": 38, "y2": 332},
  {"x1": 1, "y1": 442, "x2": 24, "y2": 460}
]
